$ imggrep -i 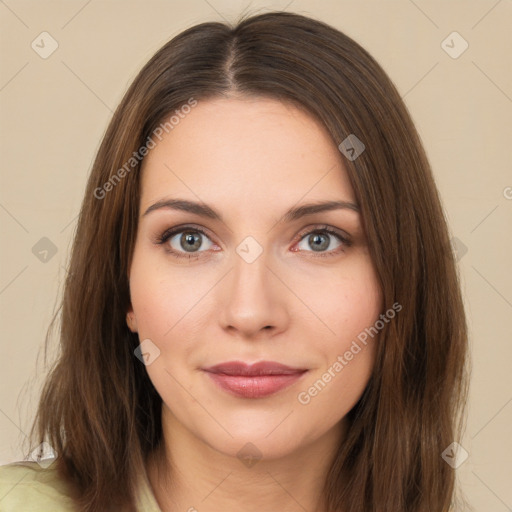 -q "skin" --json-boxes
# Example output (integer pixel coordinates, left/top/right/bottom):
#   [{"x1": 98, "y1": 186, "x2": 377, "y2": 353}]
[{"x1": 126, "y1": 96, "x2": 383, "y2": 512}]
